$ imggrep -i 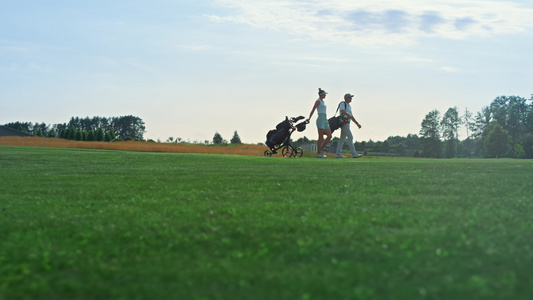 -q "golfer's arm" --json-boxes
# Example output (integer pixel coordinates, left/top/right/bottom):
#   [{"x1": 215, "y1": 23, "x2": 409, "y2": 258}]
[
  {"x1": 308, "y1": 102, "x2": 319, "y2": 120},
  {"x1": 341, "y1": 109, "x2": 350, "y2": 118}
]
